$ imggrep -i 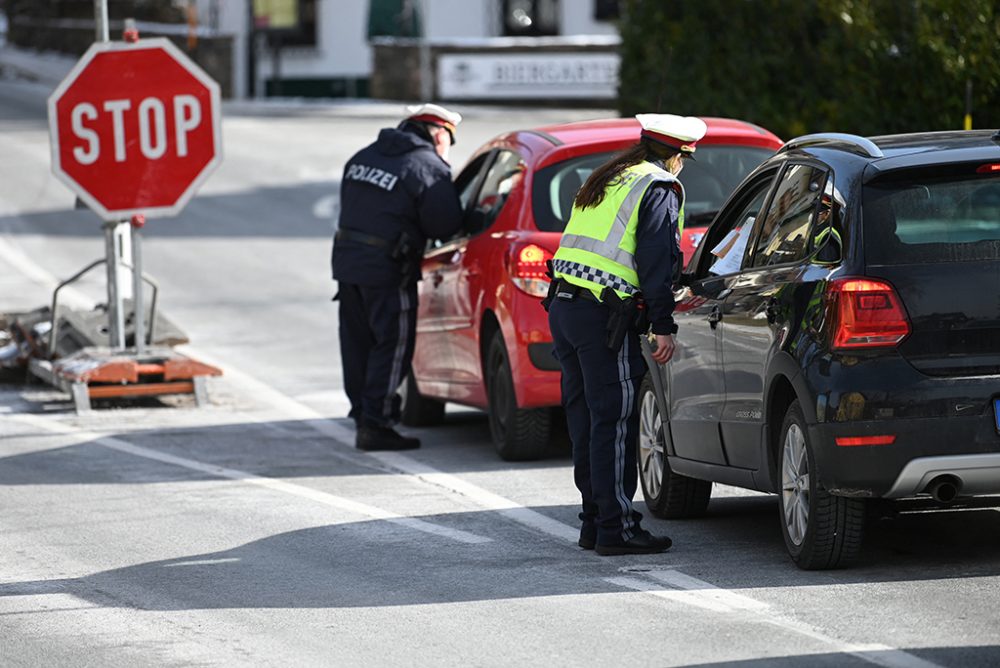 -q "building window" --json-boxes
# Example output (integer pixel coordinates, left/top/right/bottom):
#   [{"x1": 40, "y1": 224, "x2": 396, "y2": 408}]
[
  {"x1": 594, "y1": 0, "x2": 620, "y2": 21},
  {"x1": 367, "y1": 0, "x2": 423, "y2": 39},
  {"x1": 502, "y1": 0, "x2": 559, "y2": 37},
  {"x1": 253, "y1": 0, "x2": 317, "y2": 47}
]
